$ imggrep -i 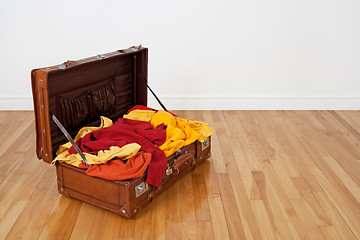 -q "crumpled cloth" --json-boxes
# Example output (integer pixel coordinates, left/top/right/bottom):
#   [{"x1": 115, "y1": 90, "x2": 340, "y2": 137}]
[
  {"x1": 52, "y1": 116, "x2": 141, "y2": 167},
  {"x1": 124, "y1": 108, "x2": 213, "y2": 156},
  {"x1": 78, "y1": 151, "x2": 152, "y2": 181},
  {"x1": 53, "y1": 143, "x2": 141, "y2": 166},
  {"x1": 67, "y1": 117, "x2": 167, "y2": 187}
]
